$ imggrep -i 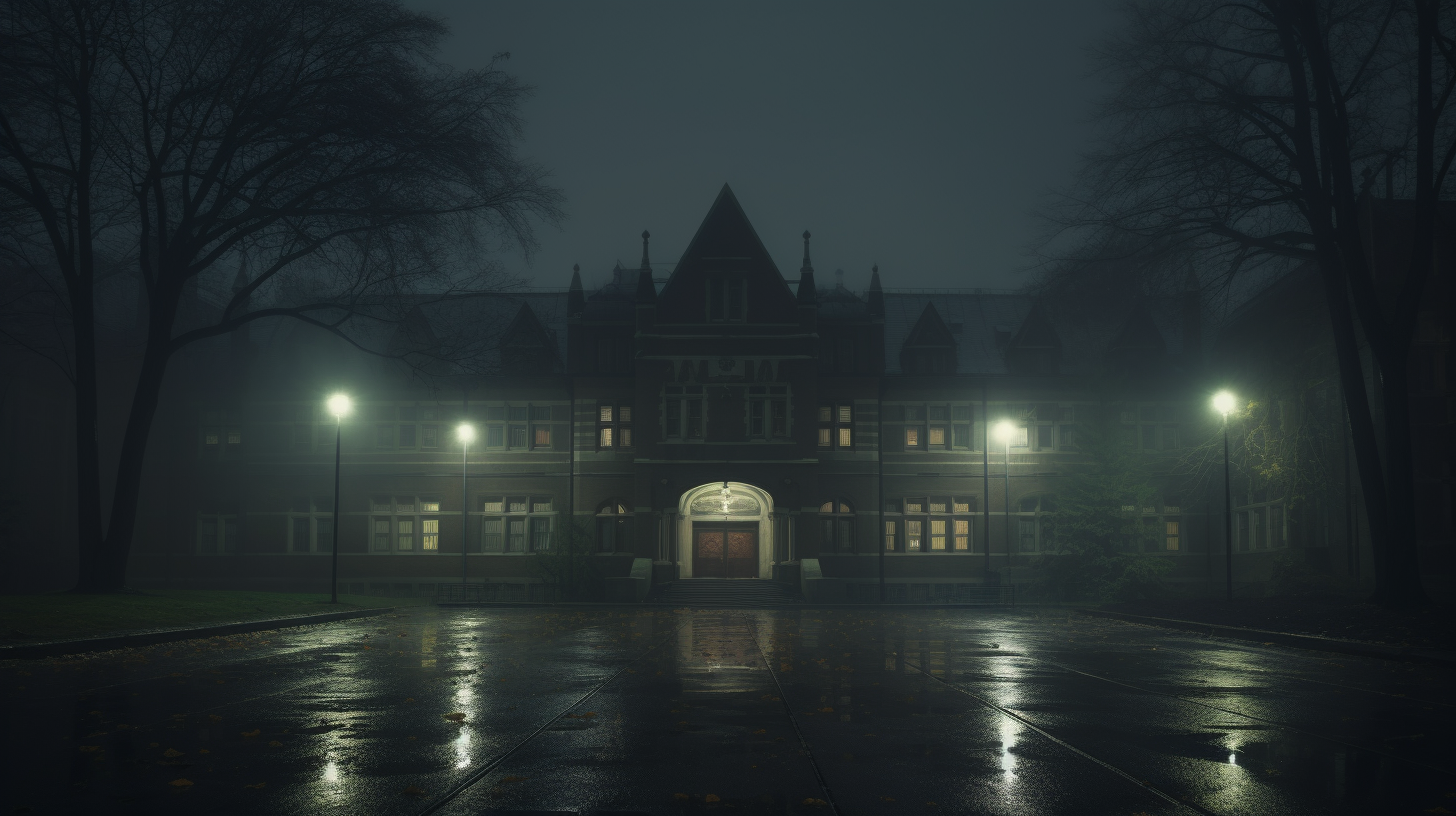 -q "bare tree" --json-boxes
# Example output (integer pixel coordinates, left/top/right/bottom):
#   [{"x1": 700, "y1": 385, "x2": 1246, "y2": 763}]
[
  {"x1": 1042, "y1": 0, "x2": 1455, "y2": 608},
  {"x1": 0, "y1": 0, "x2": 562, "y2": 591}
]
